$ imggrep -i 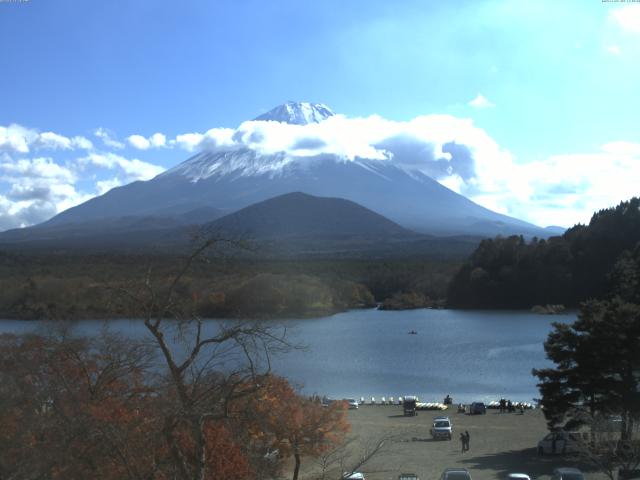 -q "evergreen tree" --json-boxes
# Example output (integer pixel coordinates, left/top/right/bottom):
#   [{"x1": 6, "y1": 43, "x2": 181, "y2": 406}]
[{"x1": 533, "y1": 298, "x2": 640, "y2": 441}]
